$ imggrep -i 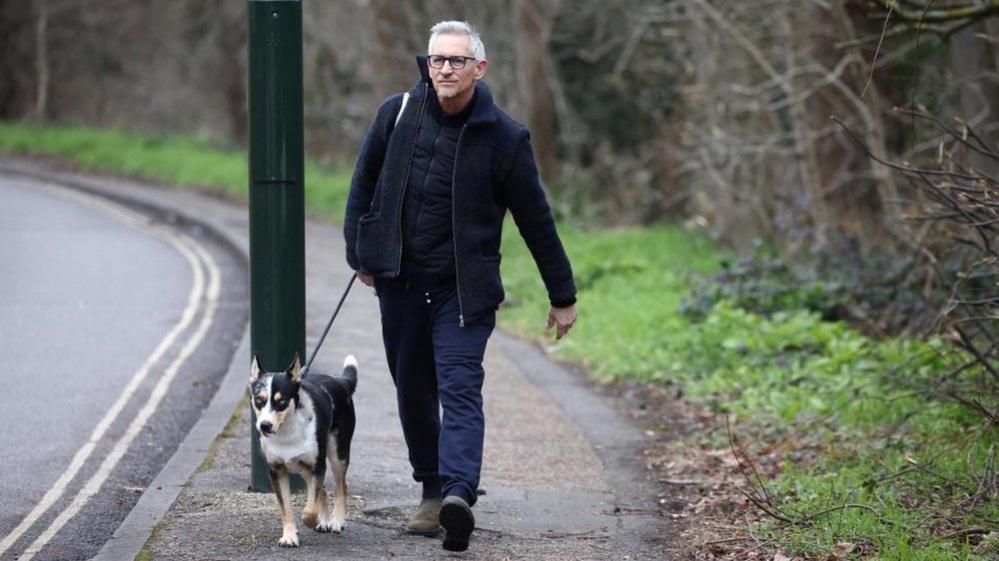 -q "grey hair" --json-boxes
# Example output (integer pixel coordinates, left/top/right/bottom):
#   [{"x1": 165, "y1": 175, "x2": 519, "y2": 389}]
[{"x1": 428, "y1": 21, "x2": 486, "y2": 60}]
